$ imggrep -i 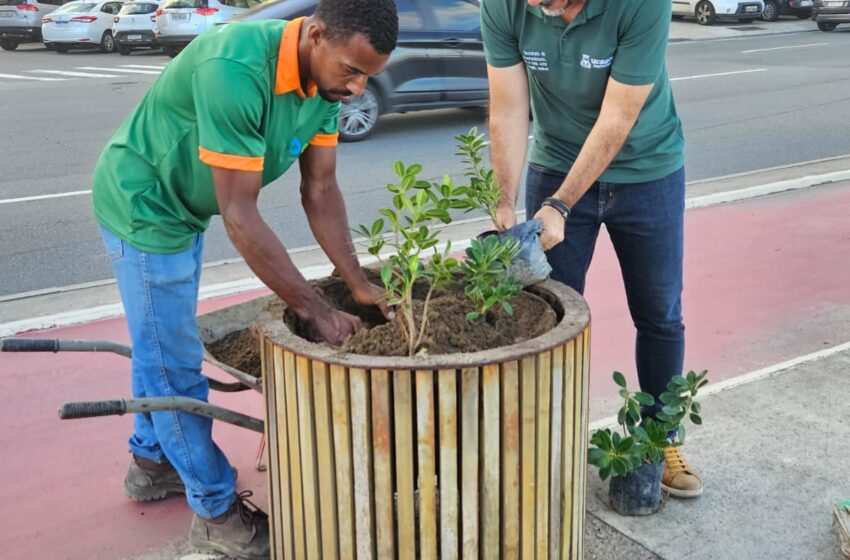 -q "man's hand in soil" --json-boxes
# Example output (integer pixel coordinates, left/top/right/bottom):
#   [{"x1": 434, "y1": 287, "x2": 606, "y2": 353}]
[
  {"x1": 533, "y1": 204, "x2": 566, "y2": 251},
  {"x1": 306, "y1": 302, "x2": 364, "y2": 346},
  {"x1": 349, "y1": 280, "x2": 395, "y2": 320}
]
